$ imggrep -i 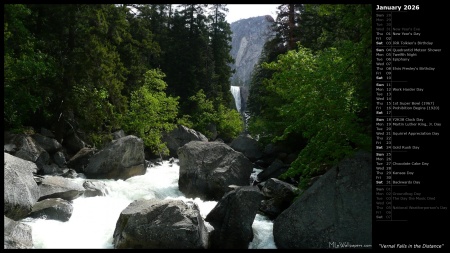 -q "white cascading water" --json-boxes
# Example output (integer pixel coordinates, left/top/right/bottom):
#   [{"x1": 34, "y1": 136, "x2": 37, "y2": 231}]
[
  {"x1": 230, "y1": 86, "x2": 242, "y2": 112},
  {"x1": 21, "y1": 161, "x2": 276, "y2": 249}
]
